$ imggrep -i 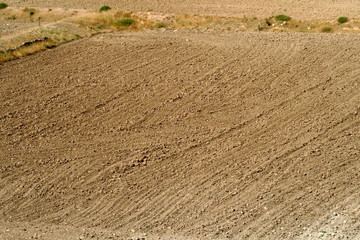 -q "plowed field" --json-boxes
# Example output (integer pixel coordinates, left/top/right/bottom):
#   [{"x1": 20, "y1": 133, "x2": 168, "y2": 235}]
[{"x1": 1, "y1": 30, "x2": 359, "y2": 239}]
